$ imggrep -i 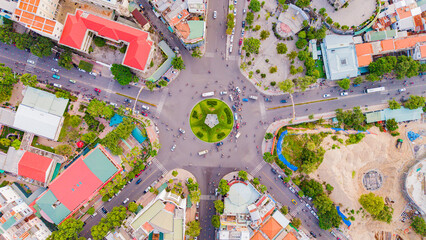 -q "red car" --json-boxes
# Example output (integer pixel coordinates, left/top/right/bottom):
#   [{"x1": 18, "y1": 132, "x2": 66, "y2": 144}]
[
  {"x1": 236, "y1": 123, "x2": 240, "y2": 129},
  {"x1": 239, "y1": 38, "x2": 243, "y2": 46},
  {"x1": 94, "y1": 88, "x2": 101, "y2": 93},
  {"x1": 141, "y1": 112, "x2": 148, "y2": 116}
]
